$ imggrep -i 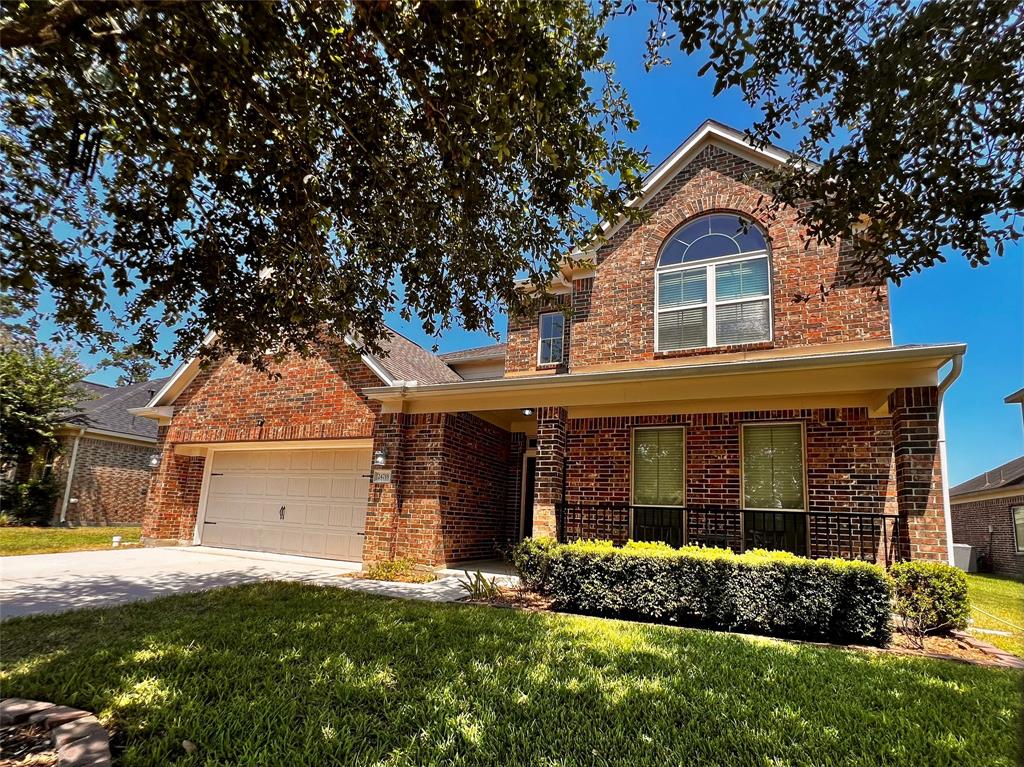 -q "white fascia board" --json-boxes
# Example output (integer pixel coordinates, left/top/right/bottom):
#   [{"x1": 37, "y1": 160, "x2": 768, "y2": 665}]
[
  {"x1": 342, "y1": 333, "x2": 396, "y2": 386},
  {"x1": 363, "y1": 343, "x2": 967, "y2": 400}
]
